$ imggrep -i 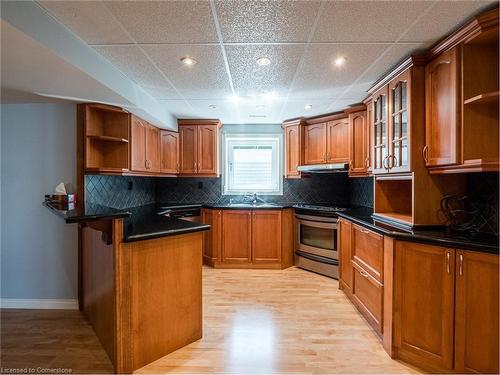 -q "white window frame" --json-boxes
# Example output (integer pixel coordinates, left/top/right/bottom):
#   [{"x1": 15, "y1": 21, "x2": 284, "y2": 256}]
[{"x1": 222, "y1": 134, "x2": 283, "y2": 195}]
